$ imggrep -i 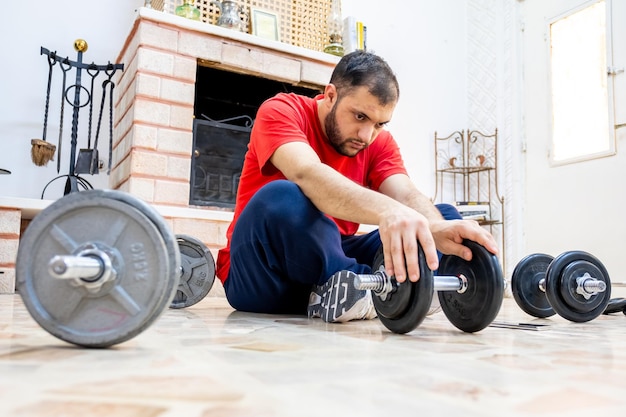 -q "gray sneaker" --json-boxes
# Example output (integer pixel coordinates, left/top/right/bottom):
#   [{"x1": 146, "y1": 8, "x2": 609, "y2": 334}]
[{"x1": 308, "y1": 270, "x2": 377, "y2": 323}]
